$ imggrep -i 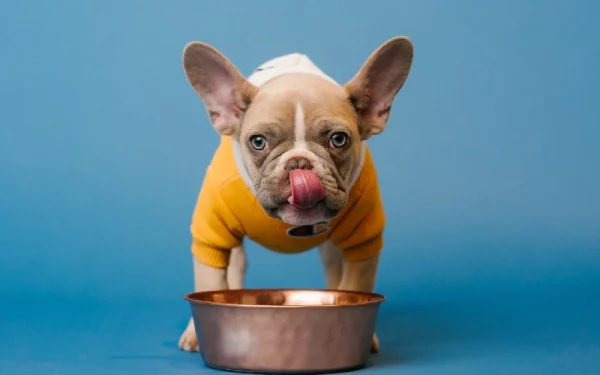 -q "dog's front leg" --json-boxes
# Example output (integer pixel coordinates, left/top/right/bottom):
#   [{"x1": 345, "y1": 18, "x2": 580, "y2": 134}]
[
  {"x1": 178, "y1": 258, "x2": 228, "y2": 352},
  {"x1": 318, "y1": 240, "x2": 344, "y2": 289},
  {"x1": 338, "y1": 253, "x2": 381, "y2": 353},
  {"x1": 178, "y1": 246, "x2": 248, "y2": 352}
]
